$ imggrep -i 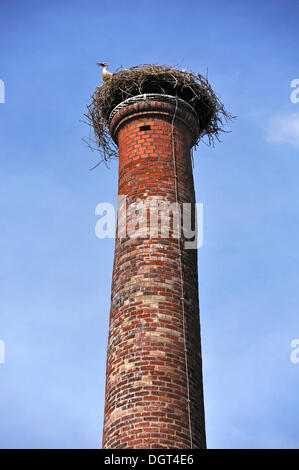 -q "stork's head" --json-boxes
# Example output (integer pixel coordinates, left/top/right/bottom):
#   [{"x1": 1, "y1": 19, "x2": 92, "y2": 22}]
[{"x1": 97, "y1": 62, "x2": 108, "y2": 68}]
